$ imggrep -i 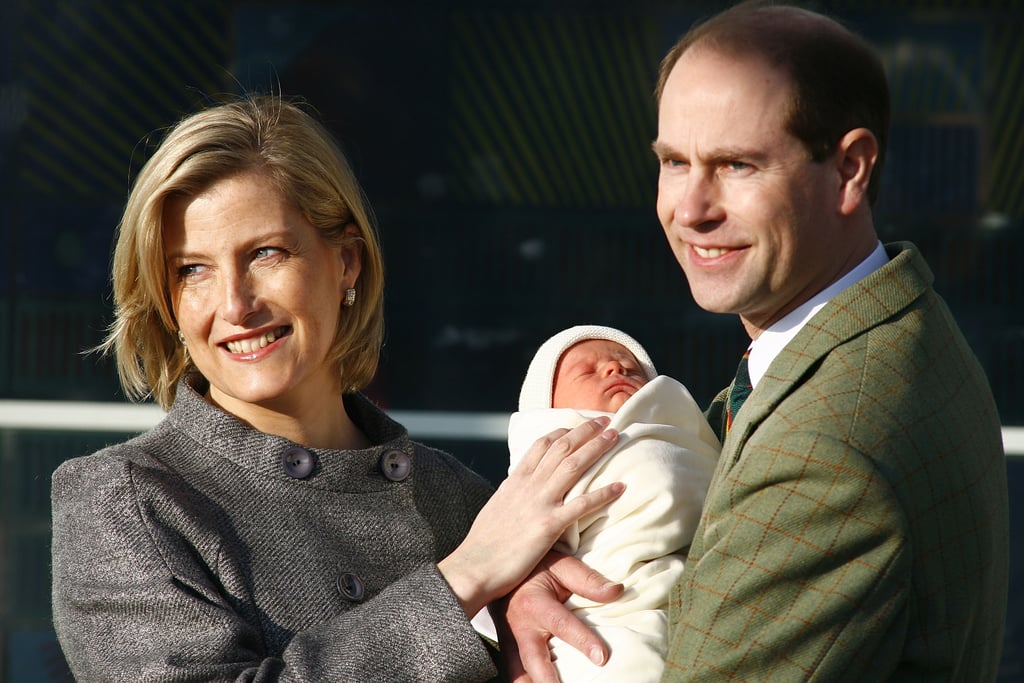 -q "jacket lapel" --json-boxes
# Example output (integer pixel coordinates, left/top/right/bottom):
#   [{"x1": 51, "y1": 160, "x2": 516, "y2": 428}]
[{"x1": 718, "y1": 241, "x2": 932, "y2": 471}]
